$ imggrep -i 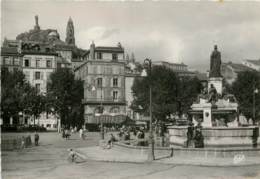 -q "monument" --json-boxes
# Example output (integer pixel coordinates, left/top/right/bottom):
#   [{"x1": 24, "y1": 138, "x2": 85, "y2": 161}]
[
  {"x1": 208, "y1": 45, "x2": 223, "y2": 95},
  {"x1": 168, "y1": 45, "x2": 259, "y2": 149}
]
